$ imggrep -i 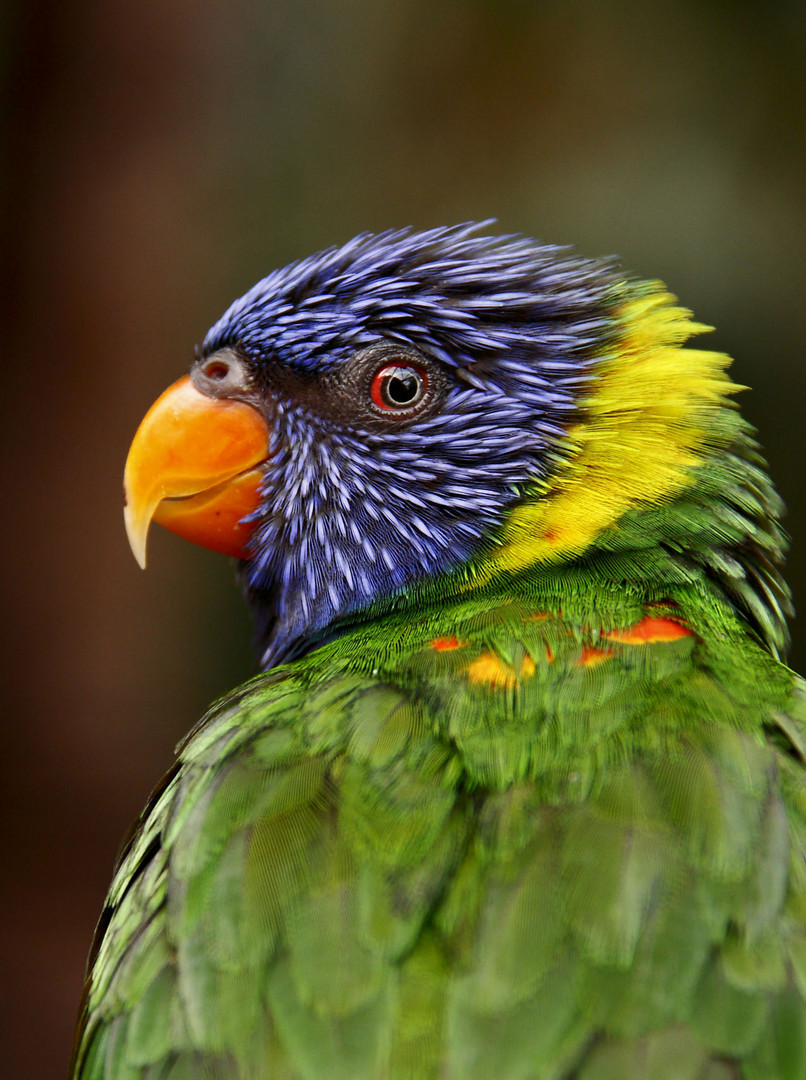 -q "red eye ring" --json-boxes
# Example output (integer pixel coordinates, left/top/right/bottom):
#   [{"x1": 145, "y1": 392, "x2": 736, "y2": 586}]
[{"x1": 371, "y1": 363, "x2": 428, "y2": 411}]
